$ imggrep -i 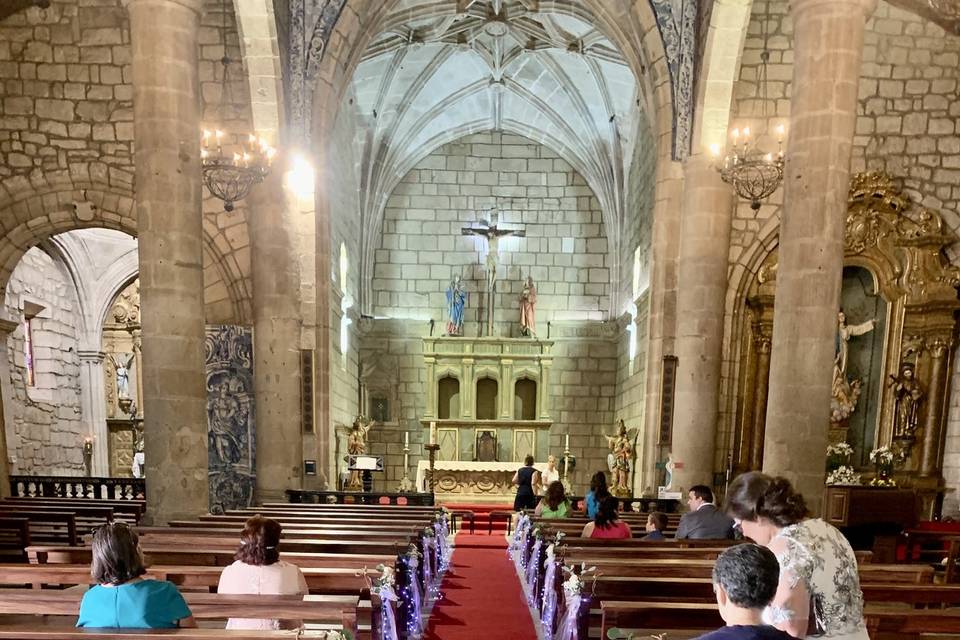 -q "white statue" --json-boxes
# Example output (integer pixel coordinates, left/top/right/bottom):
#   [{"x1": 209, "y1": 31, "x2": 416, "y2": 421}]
[
  {"x1": 111, "y1": 353, "x2": 135, "y2": 399},
  {"x1": 835, "y1": 310, "x2": 875, "y2": 381},
  {"x1": 830, "y1": 310, "x2": 876, "y2": 424}
]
